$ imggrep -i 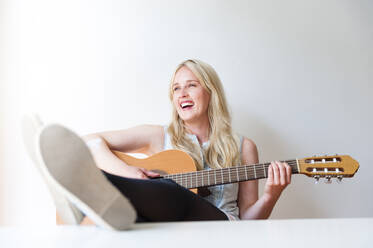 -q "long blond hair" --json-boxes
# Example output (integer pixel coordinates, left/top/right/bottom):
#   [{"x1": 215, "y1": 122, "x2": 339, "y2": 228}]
[{"x1": 168, "y1": 59, "x2": 240, "y2": 170}]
